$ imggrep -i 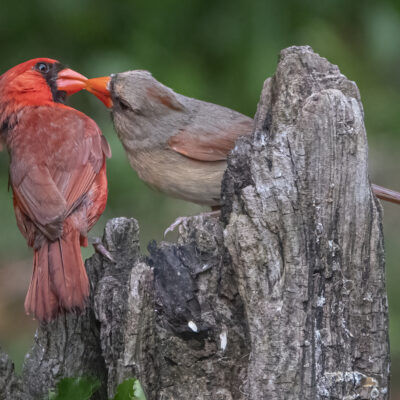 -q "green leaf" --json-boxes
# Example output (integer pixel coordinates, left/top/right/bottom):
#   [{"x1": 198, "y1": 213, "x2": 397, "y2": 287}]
[
  {"x1": 47, "y1": 376, "x2": 100, "y2": 400},
  {"x1": 113, "y1": 378, "x2": 146, "y2": 400}
]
